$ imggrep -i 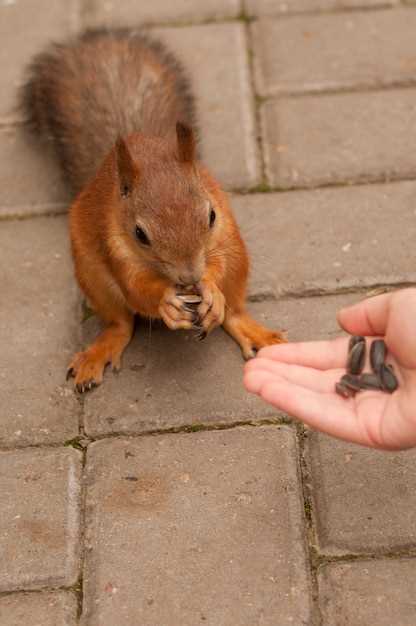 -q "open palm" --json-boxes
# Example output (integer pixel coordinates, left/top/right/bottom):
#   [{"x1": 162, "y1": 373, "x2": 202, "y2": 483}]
[{"x1": 244, "y1": 290, "x2": 416, "y2": 450}]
